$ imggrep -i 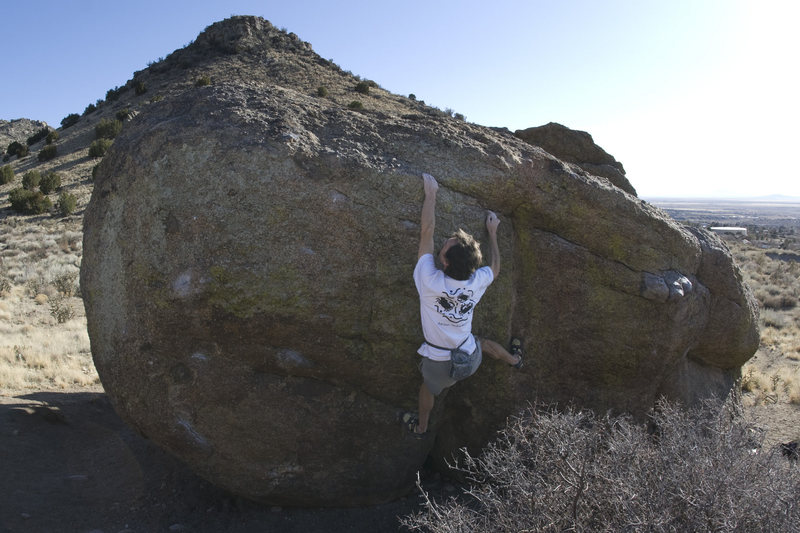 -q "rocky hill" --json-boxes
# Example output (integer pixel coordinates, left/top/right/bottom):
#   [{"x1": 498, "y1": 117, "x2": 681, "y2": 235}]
[{"x1": 2, "y1": 15, "x2": 759, "y2": 508}]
